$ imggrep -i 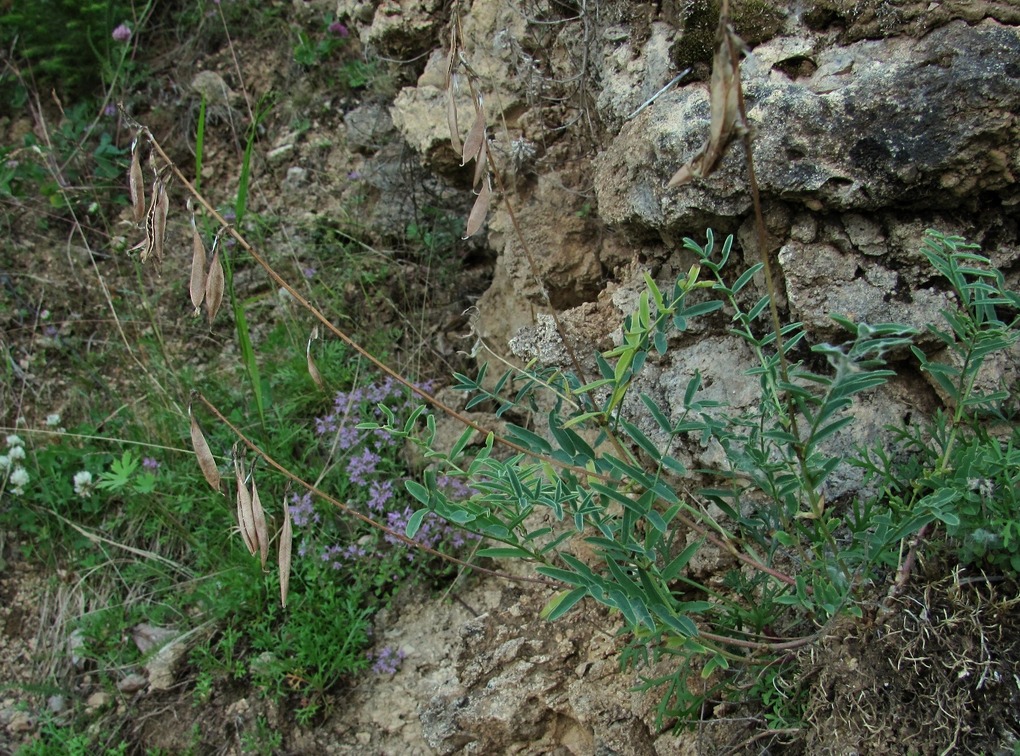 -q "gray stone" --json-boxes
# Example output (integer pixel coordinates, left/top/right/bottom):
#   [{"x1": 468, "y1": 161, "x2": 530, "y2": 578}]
[
  {"x1": 778, "y1": 241, "x2": 955, "y2": 341},
  {"x1": 283, "y1": 166, "x2": 308, "y2": 191},
  {"x1": 344, "y1": 103, "x2": 394, "y2": 154},
  {"x1": 594, "y1": 21, "x2": 1020, "y2": 233}
]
